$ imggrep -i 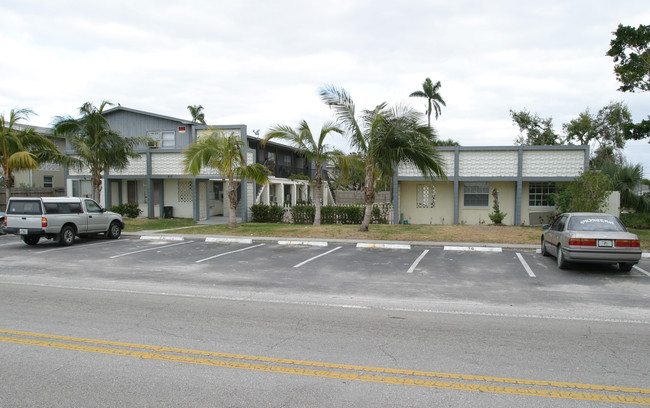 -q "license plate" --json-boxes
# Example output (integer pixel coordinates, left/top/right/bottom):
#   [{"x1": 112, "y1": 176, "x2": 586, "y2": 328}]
[
  {"x1": 598, "y1": 240, "x2": 613, "y2": 247},
  {"x1": 19, "y1": 229, "x2": 28, "y2": 235}
]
